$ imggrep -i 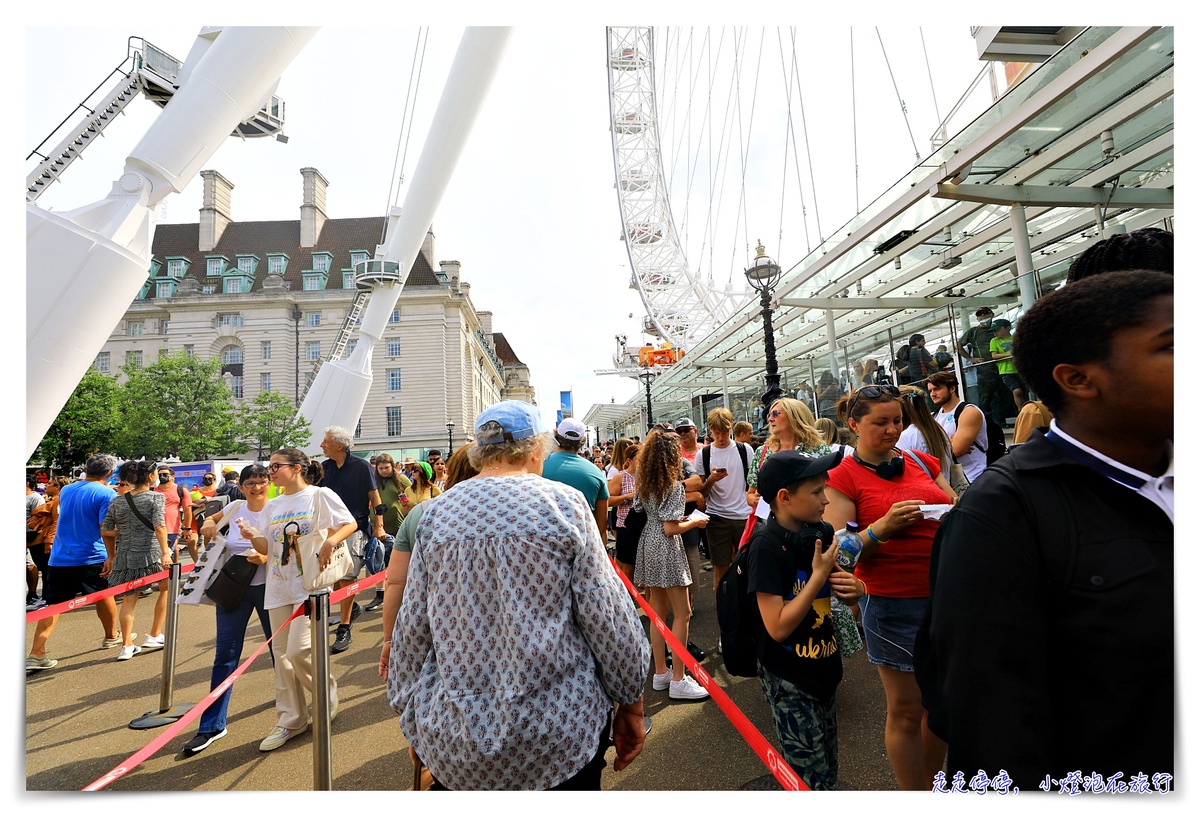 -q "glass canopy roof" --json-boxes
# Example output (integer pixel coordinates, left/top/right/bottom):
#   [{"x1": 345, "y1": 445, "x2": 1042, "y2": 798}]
[{"x1": 588, "y1": 26, "x2": 1173, "y2": 431}]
